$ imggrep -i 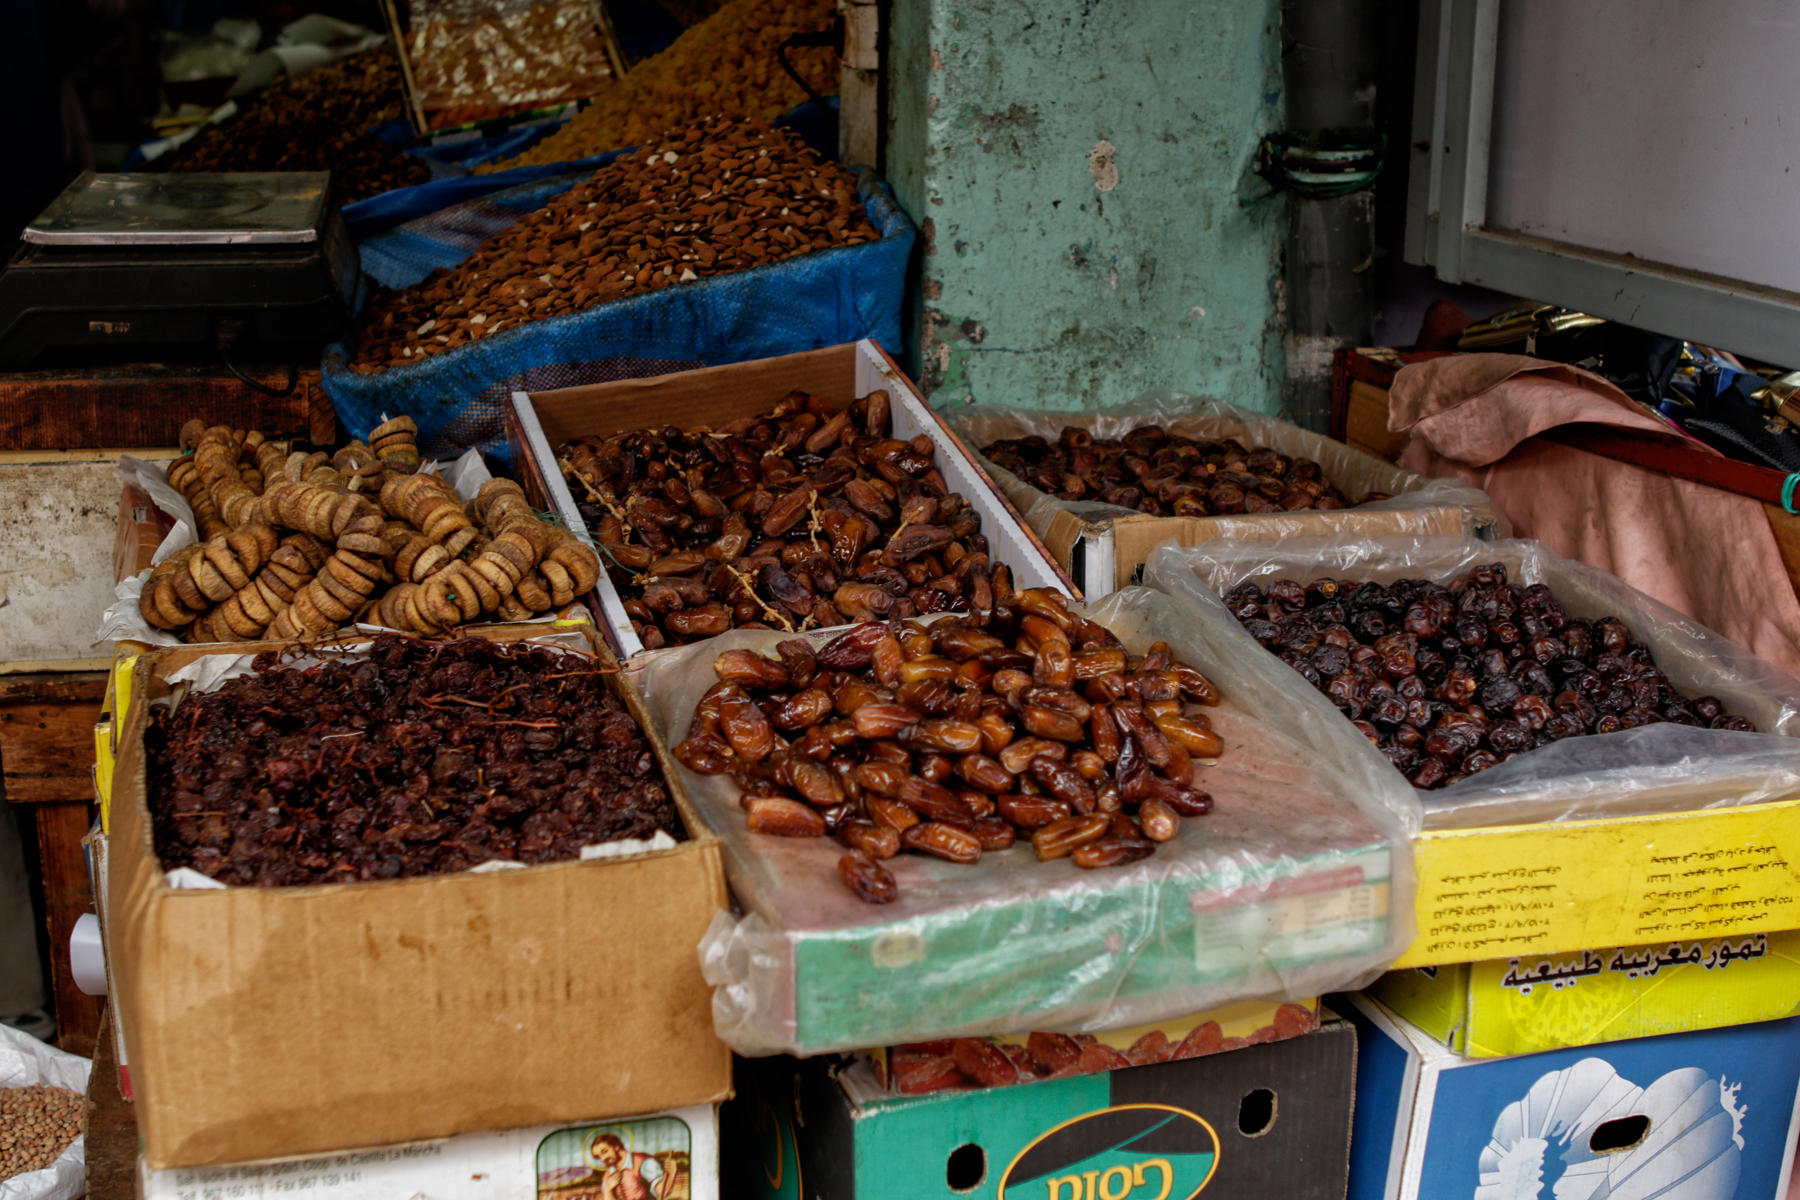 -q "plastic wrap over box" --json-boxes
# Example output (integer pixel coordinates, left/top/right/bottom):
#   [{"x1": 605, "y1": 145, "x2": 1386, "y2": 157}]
[
  {"x1": 945, "y1": 393, "x2": 1503, "y2": 597},
  {"x1": 635, "y1": 587, "x2": 1417, "y2": 1056}
]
